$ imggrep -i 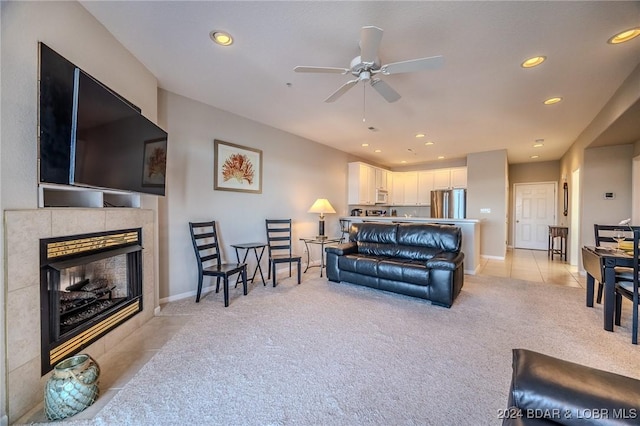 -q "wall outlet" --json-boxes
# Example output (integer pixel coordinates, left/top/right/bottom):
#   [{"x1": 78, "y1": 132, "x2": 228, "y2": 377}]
[{"x1": 480, "y1": 208, "x2": 491, "y2": 214}]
